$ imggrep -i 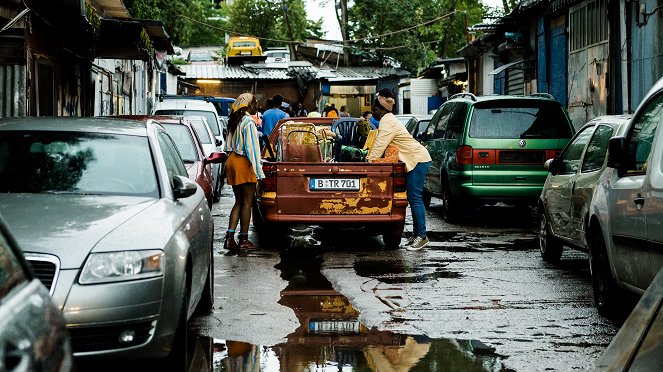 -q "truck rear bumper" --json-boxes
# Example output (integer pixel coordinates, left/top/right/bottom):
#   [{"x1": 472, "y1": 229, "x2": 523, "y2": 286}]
[{"x1": 256, "y1": 200, "x2": 407, "y2": 224}]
